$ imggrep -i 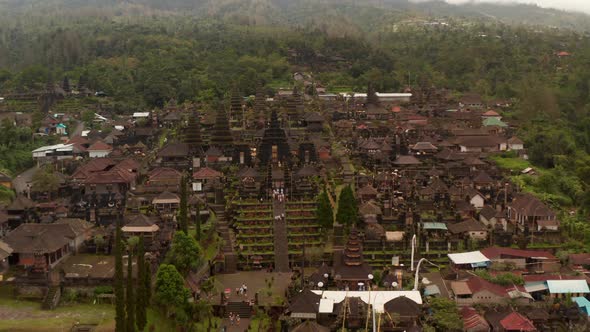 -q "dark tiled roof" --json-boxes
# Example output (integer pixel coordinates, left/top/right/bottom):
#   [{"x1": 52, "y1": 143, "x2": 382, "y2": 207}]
[
  {"x1": 393, "y1": 155, "x2": 422, "y2": 165},
  {"x1": 288, "y1": 289, "x2": 321, "y2": 315},
  {"x1": 4, "y1": 221, "x2": 92, "y2": 254},
  {"x1": 448, "y1": 219, "x2": 487, "y2": 234},
  {"x1": 158, "y1": 142, "x2": 189, "y2": 158},
  {"x1": 0, "y1": 172, "x2": 12, "y2": 182},
  {"x1": 480, "y1": 246, "x2": 556, "y2": 260},
  {"x1": 383, "y1": 296, "x2": 421, "y2": 318},
  {"x1": 7, "y1": 195, "x2": 35, "y2": 211},
  {"x1": 509, "y1": 193, "x2": 555, "y2": 218},
  {"x1": 291, "y1": 321, "x2": 329, "y2": 332},
  {"x1": 87, "y1": 140, "x2": 112, "y2": 151}
]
